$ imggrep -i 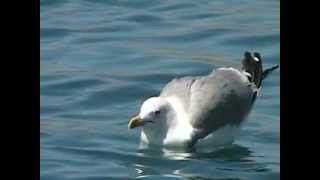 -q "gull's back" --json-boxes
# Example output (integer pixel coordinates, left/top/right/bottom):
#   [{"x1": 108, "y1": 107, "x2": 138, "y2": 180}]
[{"x1": 160, "y1": 51, "x2": 279, "y2": 148}]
